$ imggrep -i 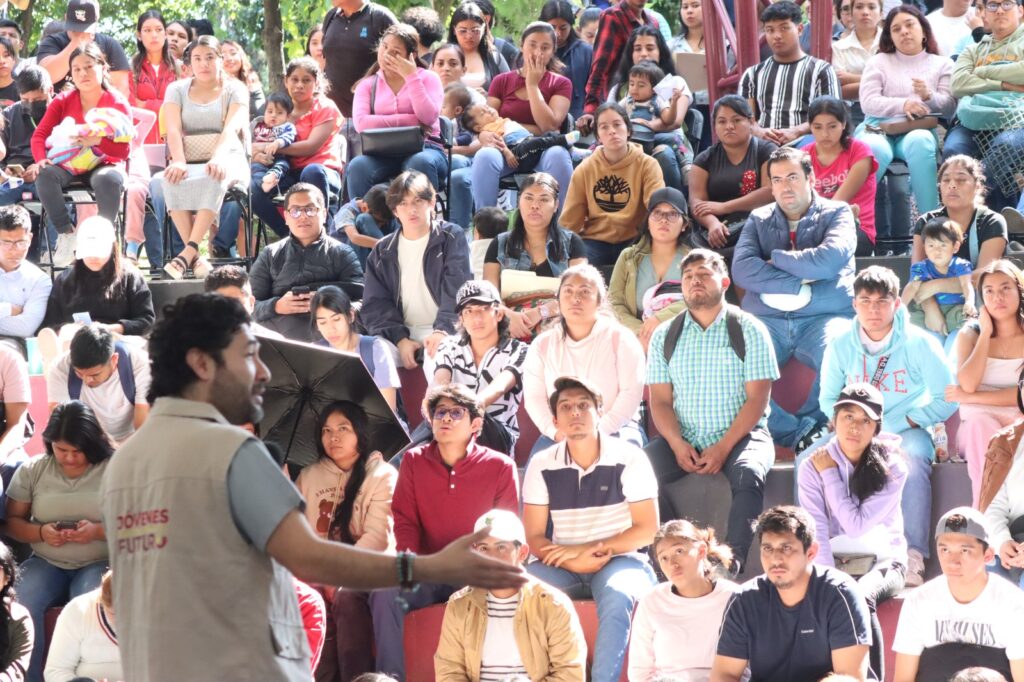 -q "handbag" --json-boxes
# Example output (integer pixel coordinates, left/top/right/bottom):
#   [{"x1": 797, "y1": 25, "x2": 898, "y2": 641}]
[
  {"x1": 957, "y1": 91, "x2": 1024, "y2": 131},
  {"x1": 182, "y1": 83, "x2": 229, "y2": 163},
  {"x1": 833, "y1": 551, "x2": 877, "y2": 578},
  {"x1": 359, "y1": 75, "x2": 425, "y2": 158},
  {"x1": 877, "y1": 116, "x2": 938, "y2": 136}
]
